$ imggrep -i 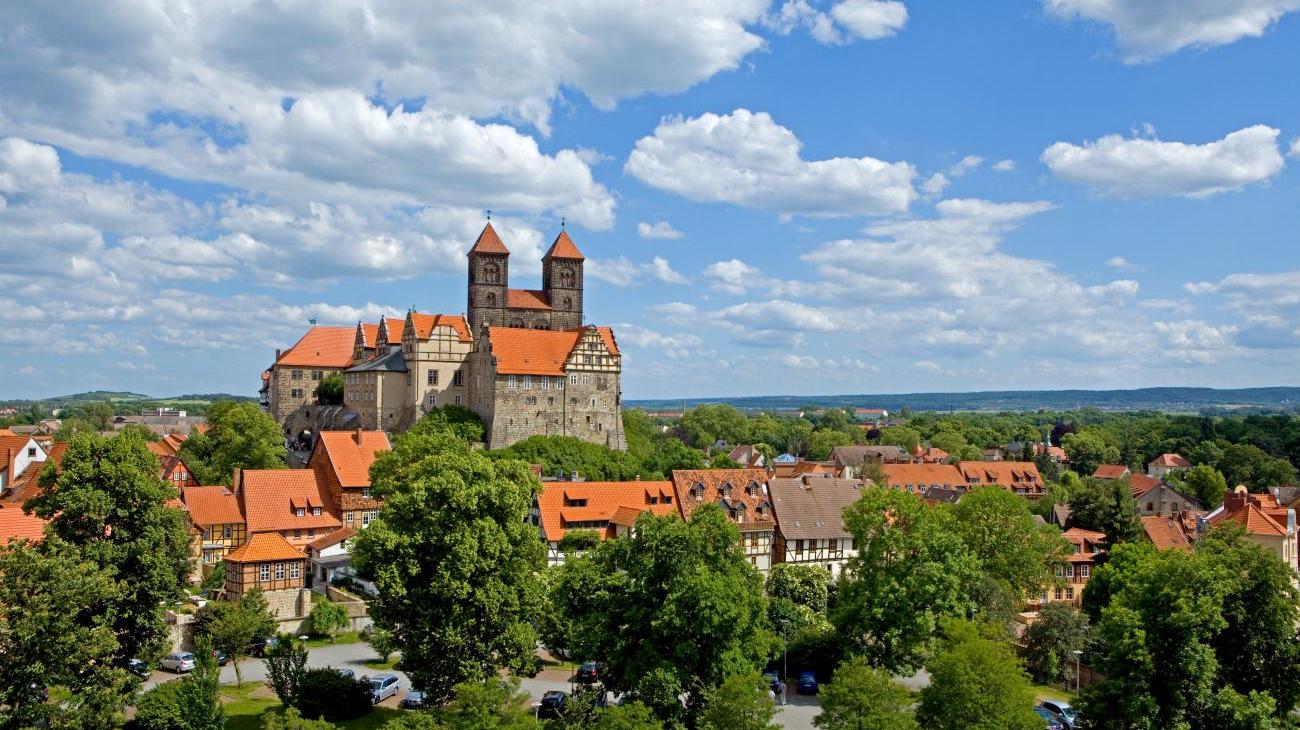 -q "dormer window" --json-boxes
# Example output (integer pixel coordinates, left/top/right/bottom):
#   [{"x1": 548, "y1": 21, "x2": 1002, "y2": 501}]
[
  {"x1": 746, "y1": 481, "x2": 760, "y2": 496},
  {"x1": 295, "y1": 508, "x2": 305, "y2": 517},
  {"x1": 718, "y1": 482, "x2": 732, "y2": 497},
  {"x1": 312, "y1": 507, "x2": 321, "y2": 517},
  {"x1": 691, "y1": 483, "x2": 705, "y2": 501},
  {"x1": 663, "y1": 494, "x2": 672, "y2": 504},
  {"x1": 733, "y1": 503, "x2": 747, "y2": 523}
]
